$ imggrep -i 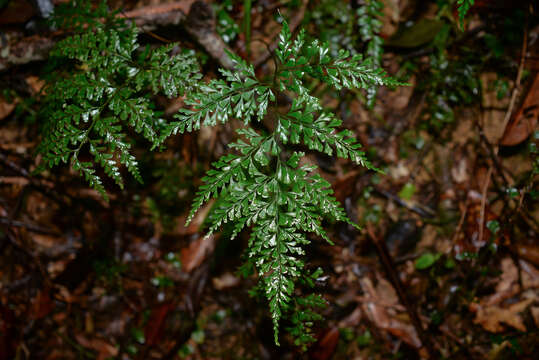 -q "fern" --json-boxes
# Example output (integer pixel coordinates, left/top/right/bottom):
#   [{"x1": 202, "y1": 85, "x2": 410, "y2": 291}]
[
  {"x1": 170, "y1": 21, "x2": 401, "y2": 344},
  {"x1": 287, "y1": 268, "x2": 326, "y2": 350},
  {"x1": 357, "y1": 0, "x2": 385, "y2": 108},
  {"x1": 457, "y1": 0, "x2": 474, "y2": 27},
  {"x1": 37, "y1": 1, "x2": 200, "y2": 199},
  {"x1": 155, "y1": 52, "x2": 273, "y2": 145},
  {"x1": 38, "y1": 2, "x2": 402, "y2": 345}
]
